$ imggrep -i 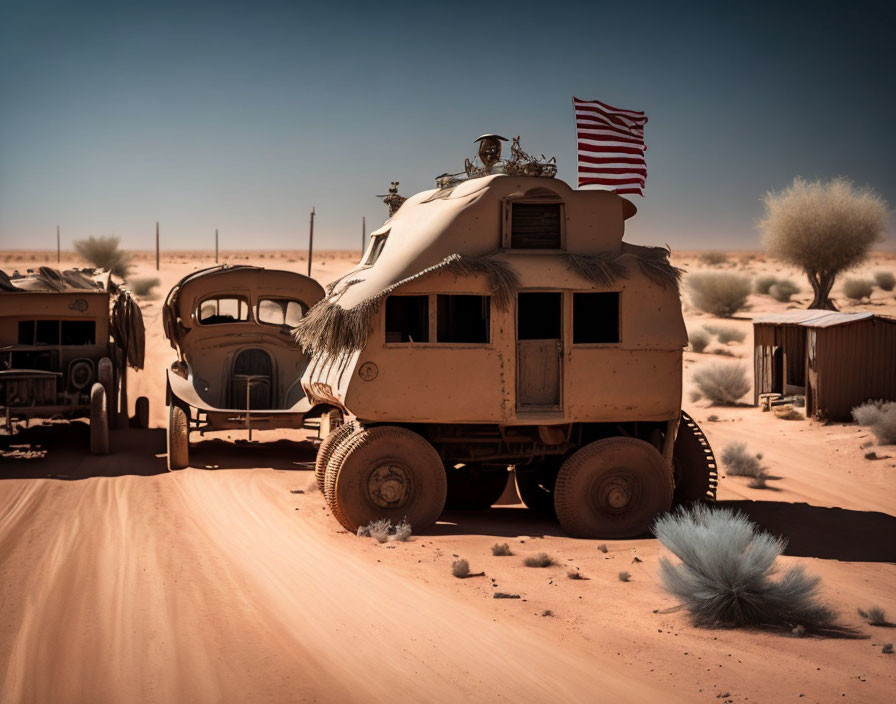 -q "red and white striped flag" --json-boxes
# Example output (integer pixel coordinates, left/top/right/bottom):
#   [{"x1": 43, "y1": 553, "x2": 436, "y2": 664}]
[{"x1": 573, "y1": 97, "x2": 647, "y2": 196}]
